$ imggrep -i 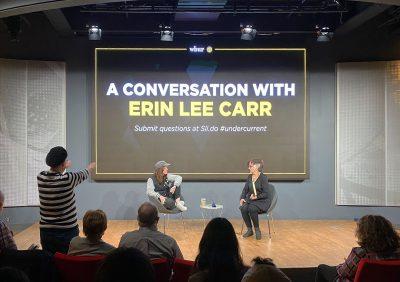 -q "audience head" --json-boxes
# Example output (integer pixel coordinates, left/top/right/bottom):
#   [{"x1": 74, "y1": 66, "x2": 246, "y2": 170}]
[
  {"x1": 96, "y1": 248, "x2": 155, "y2": 282},
  {"x1": 46, "y1": 146, "x2": 70, "y2": 171},
  {"x1": 83, "y1": 210, "x2": 108, "y2": 242},
  {"x1": 137, "y1": 202, "x2": 159, "y2": 228},
  {"x1": 0, "y1": 190, "x2": 4, "y2": 212},
  {"x1": 195, "y1": 217, "x2": 244, "y2": 282},
  {"x1": 241, "y1": 257, "x2": 290, "y2": 282},
  {"x1": 247, "y1": 159, "x2": 264, "y2": 173},
  {"x1": 356, "y1": 215, "x2": 400, "y2": 253},
  {"x1": 0, "y1": 267, "x2": 30, "y2": 282}
]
